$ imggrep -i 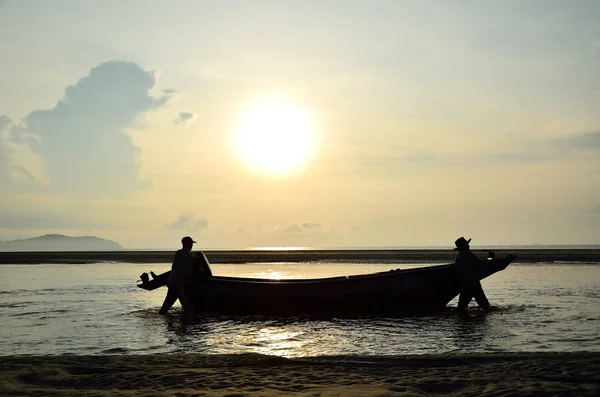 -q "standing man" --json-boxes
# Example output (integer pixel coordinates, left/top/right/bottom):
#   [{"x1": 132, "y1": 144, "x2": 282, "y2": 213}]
[
  {"x1": 454, "y1": 236, "x2": 491, "y2": 312},
  {"x1": 158, "y1": 236, "x2": 197, "y2": 314}
]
